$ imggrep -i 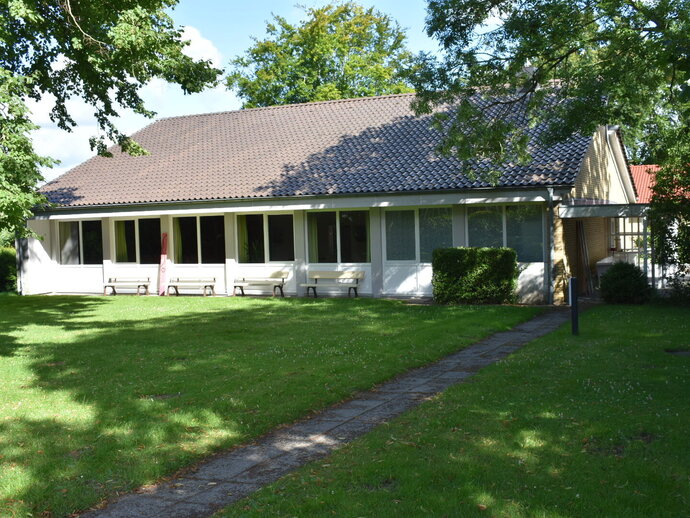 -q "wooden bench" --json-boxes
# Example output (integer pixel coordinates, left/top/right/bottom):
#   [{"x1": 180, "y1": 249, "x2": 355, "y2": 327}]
[
  {"x1": 103, "y1": 277, "x2": 150, "y2": 296},
  {"x1": 300, "y1": 271, "x2": 364, "y2": 298},
  {"x1": 233, "y1": 271, "x2": 290, "y2": 297},
  {"x1": 167, "y1": 277, "x2": 216, "y2": 296}
]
